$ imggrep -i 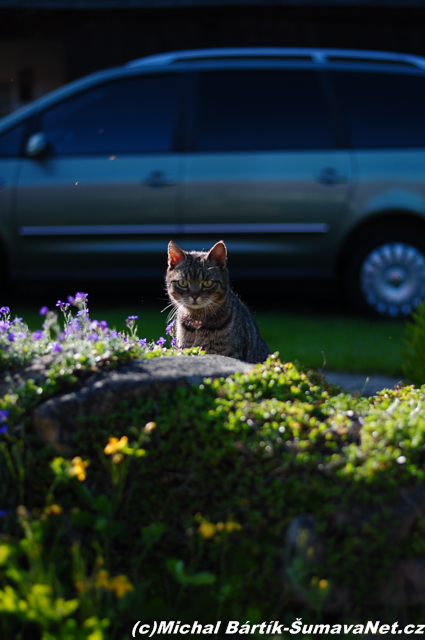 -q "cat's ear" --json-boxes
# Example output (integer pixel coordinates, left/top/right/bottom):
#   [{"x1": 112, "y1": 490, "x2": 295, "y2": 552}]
[
  {"x1": 207, "y1": 240, "x2": 227, "y2": 268},
  {"x1": 168, "y1": 240, "x2": 186, "y2": 269}
]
